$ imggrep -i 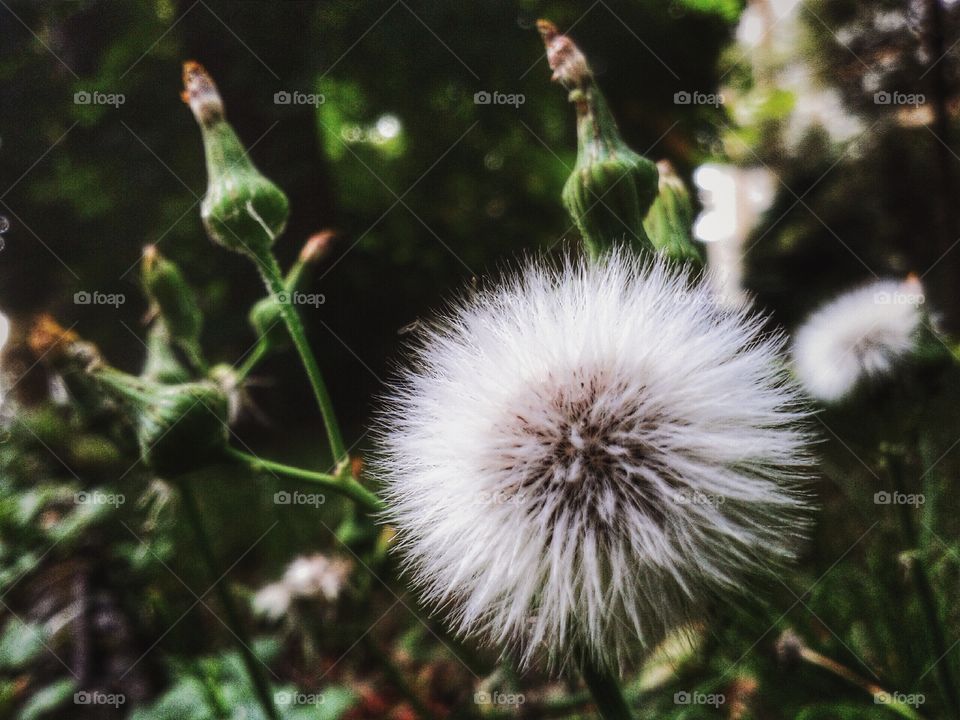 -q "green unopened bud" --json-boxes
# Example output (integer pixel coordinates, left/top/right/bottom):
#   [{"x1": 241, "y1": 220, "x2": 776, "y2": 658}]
[
  {"x1": 94, "y1": 368, "x2": 229, "y2": 476},
  {"x1": 539, "y1": 20, "x2": 658, "y2": 260},
  {"x1": 182, "y1": 61, "x2": 290, "y2": 258},
  {"x1": 298, "y1": 230, "x2": 334, "y2": 265},
  {"x1": 642, "y1": 161, "x2": 704, "y2": 267},
  {"x1": 142, "y1": 245, "x2": 205, "y2": 370},
  {"x1": 248, "y1": 231, "x2": 334, "y2": 351},
  {"x1": 136, "y1": 381, "x2": 228, "y2": 475}
]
